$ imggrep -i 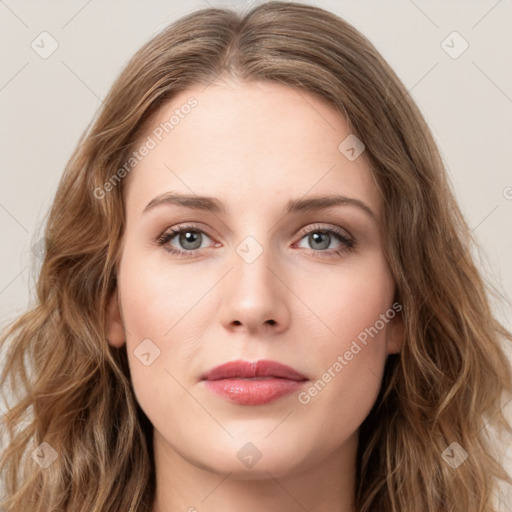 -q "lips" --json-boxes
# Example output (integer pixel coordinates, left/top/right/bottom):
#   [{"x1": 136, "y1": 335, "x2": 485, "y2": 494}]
[
  {"x1": 201, "y1": 359, "x2": 308, "y2": 405},
  {"x1": 201, "y1": 359, "x2": 308, "y2": 382}
]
